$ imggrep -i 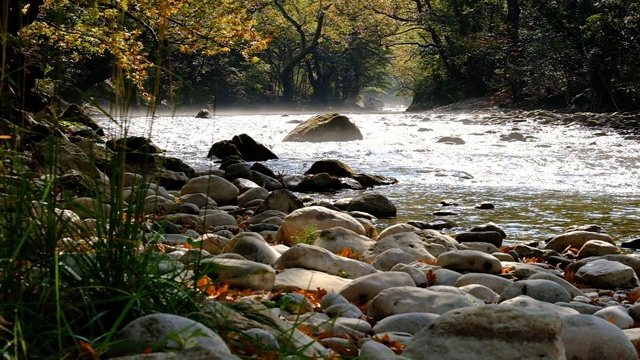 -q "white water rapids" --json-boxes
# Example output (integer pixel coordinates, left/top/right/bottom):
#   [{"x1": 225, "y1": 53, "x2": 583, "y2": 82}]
[{"x1": 99, "y1": 109, "x2": 640, "y2": 245}]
